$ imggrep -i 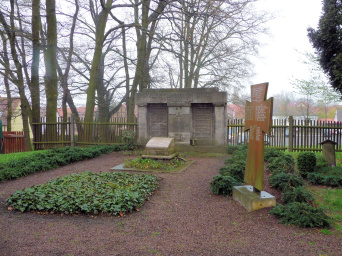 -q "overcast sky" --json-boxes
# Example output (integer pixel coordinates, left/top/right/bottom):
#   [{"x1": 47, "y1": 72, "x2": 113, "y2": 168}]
[{"x1": 251, "y1": 0, "x2": 323, "y2": 97}]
